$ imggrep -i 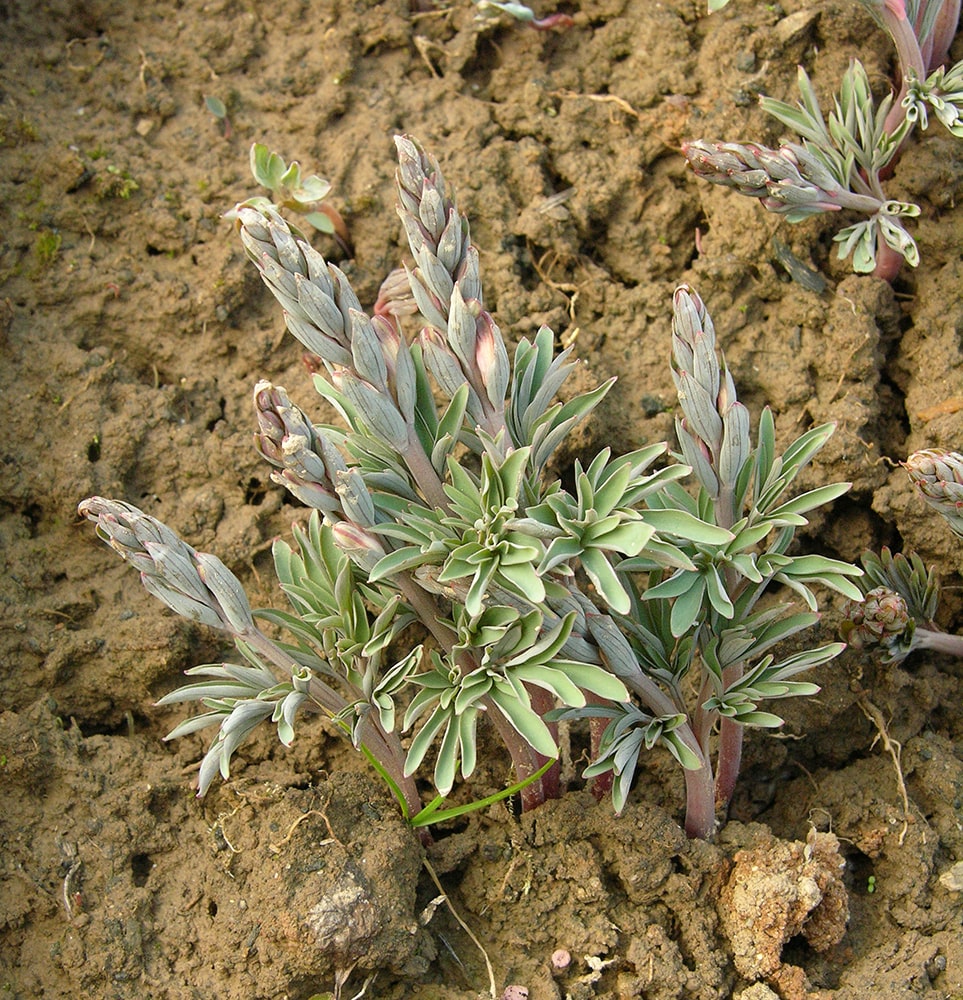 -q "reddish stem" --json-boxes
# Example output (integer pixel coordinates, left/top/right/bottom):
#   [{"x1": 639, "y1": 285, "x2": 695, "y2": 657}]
[
  {"x1": 929, "y1": 1, "x2": 961, "y2": 71},
  {"x1": 872, "y1": 234, "x2": 904, "y2": 282},
  {"x1": 530, "y1": 12, "x2": 574, "y2": 29},
  {"x1": 588, "y1": 716, "x2": 614, "y2": 800},
  {"x1": 485, "y1": 699, "x2": 548, "y2": 812},
  {"x1": 683, "y1": 754, "x2": 717, "y2": 839},
  {"x1": 714, "y1": 716, "x2": 743, "y2": 816},
  {"x1": 527, "y1": 683, "x2": 560, "y2": 801}
]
